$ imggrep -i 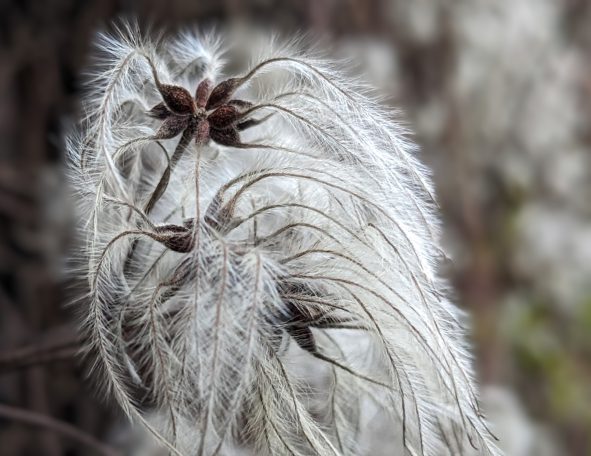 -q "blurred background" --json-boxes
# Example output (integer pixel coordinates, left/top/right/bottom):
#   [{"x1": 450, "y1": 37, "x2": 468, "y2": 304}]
[{"x1": 1, "y1": 0, "x2": 590, "y2": 454}]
